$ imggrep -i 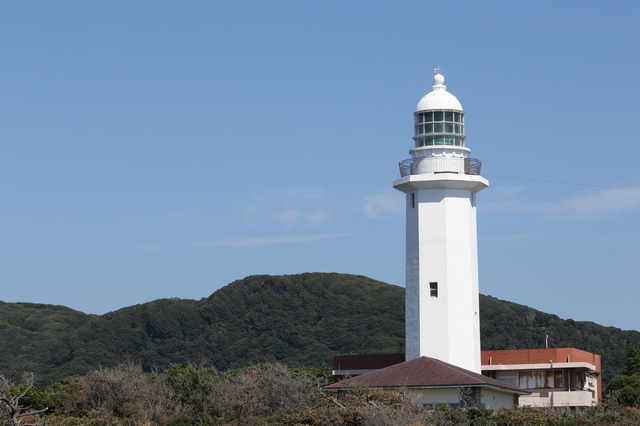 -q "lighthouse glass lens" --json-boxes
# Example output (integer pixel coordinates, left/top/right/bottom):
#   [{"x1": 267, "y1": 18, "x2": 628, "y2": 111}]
[{"x1": 414, "y1": 110, "x2": 466, "y2": 146}]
